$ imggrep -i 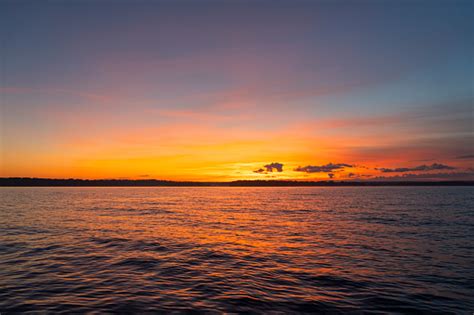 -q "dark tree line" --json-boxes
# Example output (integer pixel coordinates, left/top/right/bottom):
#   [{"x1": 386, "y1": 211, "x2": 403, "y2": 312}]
[{"x1": 0, "y1": 178, "x2": 472, "y2": 187}]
